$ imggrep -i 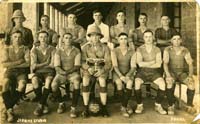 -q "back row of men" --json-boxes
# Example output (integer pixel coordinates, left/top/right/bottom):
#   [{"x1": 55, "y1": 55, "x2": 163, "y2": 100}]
[{"x1": 1, "y1": 9, "x2": 196, "y2": 122}]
